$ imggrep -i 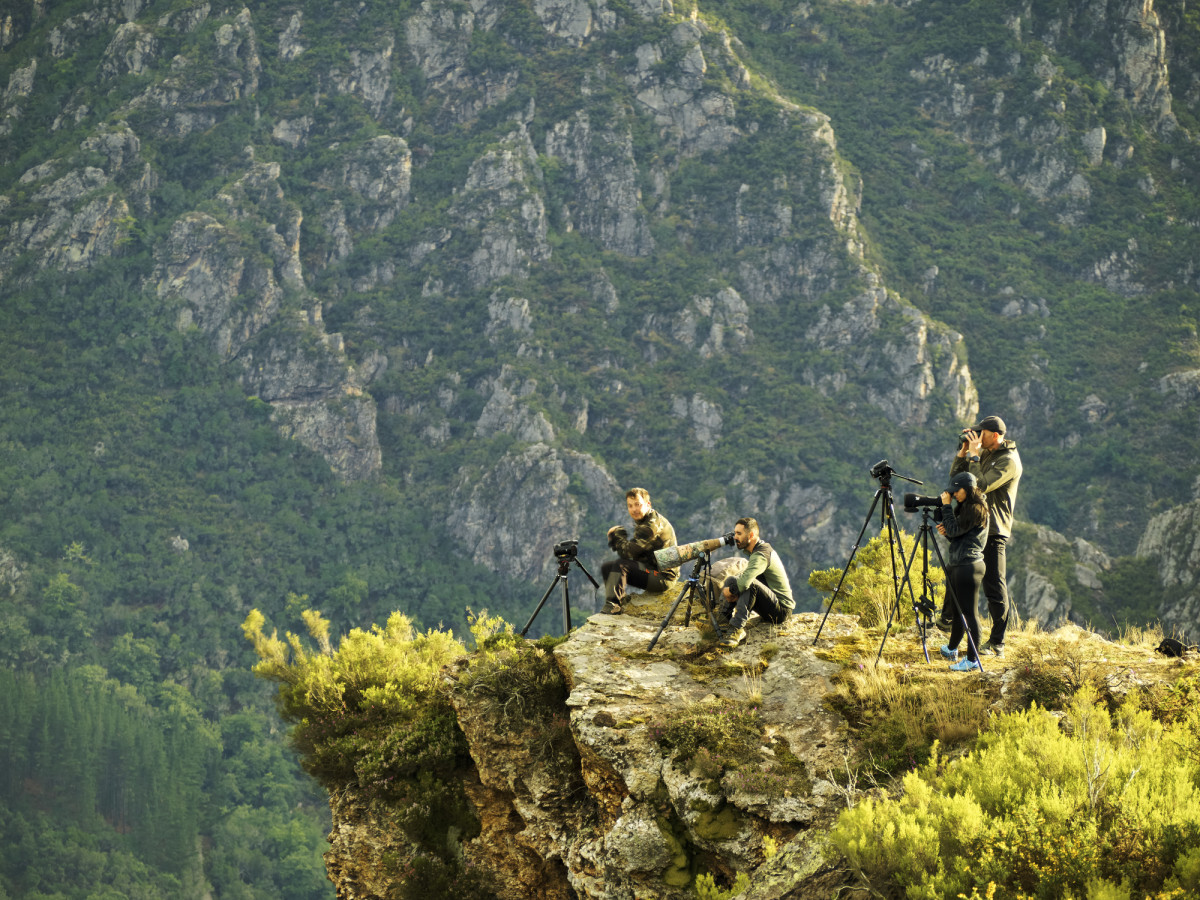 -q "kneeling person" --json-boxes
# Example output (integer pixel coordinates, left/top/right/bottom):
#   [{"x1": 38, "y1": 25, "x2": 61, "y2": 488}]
[
  {"x1": 718, "y1": 518, "x2": 794, "y2": 648},
  {"x1": 600, "y1": 487, "x2": 679, "y2": 614}
]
